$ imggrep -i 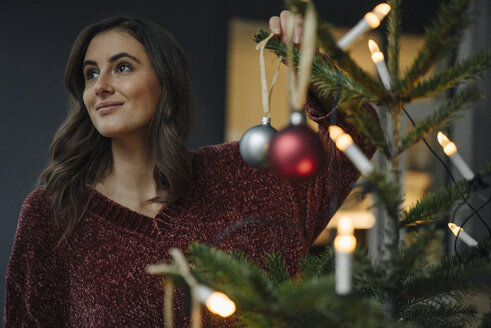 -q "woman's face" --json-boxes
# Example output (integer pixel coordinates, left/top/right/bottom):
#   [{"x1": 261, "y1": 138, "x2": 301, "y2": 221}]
[{"x1": 82, "y1": 29, "x2": 161, "y2": 139}]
